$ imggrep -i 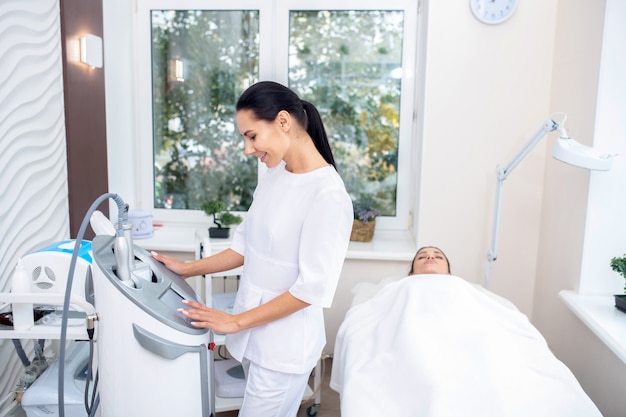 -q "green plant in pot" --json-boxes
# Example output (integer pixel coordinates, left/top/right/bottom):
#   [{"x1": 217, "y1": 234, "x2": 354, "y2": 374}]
[
  {"x1": 200, "y1": 200, "x2": 243, "y2": 239},
  {"x1": 609, "y1": 255, "x2": 626, "y2": 313}
]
